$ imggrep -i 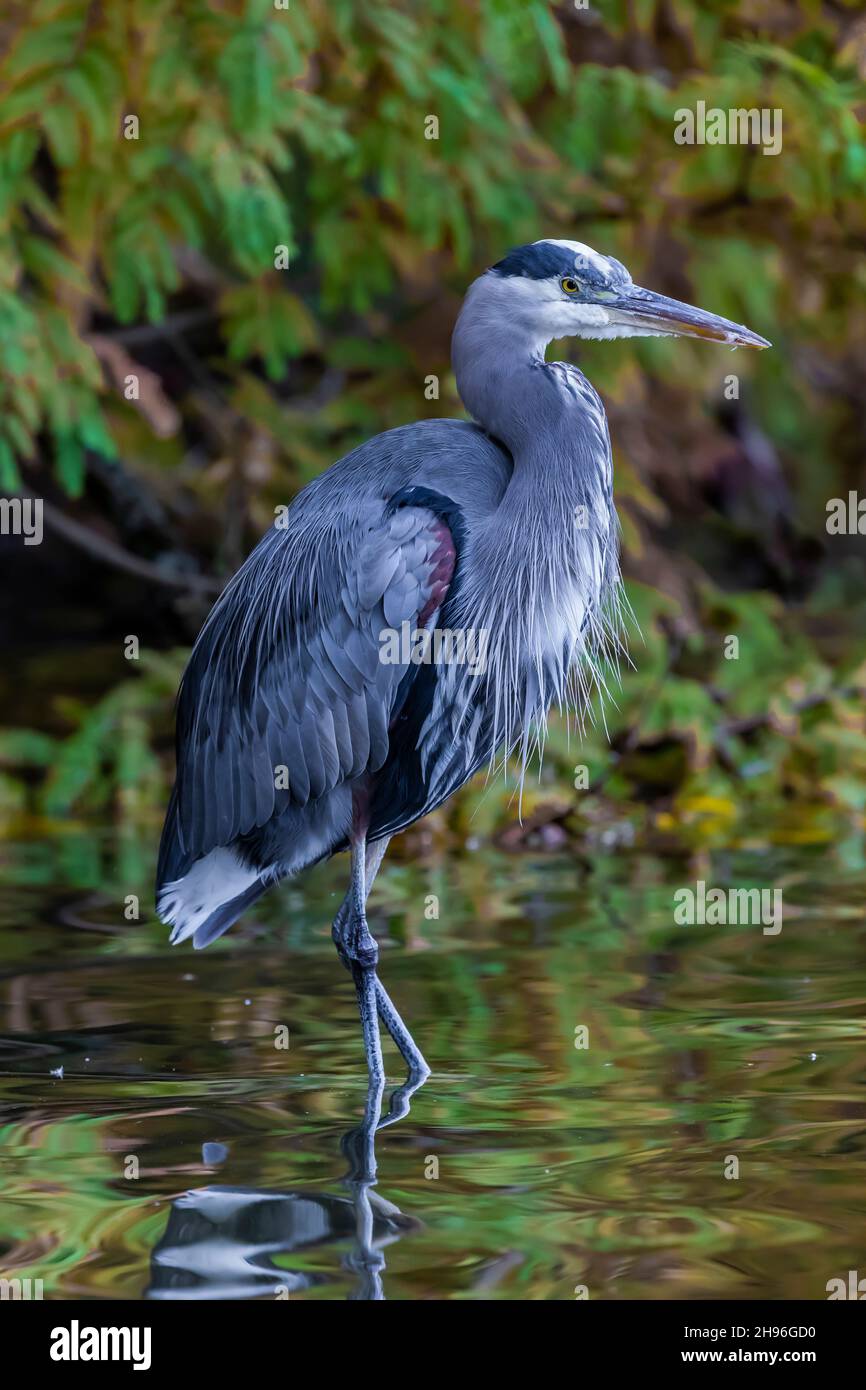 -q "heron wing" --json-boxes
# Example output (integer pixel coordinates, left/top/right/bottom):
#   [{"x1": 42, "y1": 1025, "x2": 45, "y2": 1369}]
[{"x1": 160, "y1": 497, "x2": 458, "y2": 880}]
